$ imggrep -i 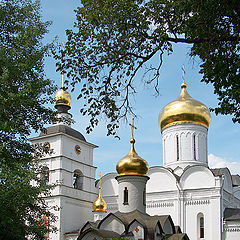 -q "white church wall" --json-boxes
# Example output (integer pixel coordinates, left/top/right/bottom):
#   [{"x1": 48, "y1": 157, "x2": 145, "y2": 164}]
[
  {"x1": 100, "y1": 173, "x2": 118, "y2": 196},
  {"x1": 99, "y1": 214, "x2": 125, "y2": 234},
  {"x1": 147, "y1": 167, "x2": 178, "y2": 192},
  {"x1": 60, "y1": 196, "x2": 93, "y2": 238},
  {"x1": 180, "y1": 166, "x2": 215, "y2": 189},
  {"x1": 116, "y1": 175, "x2": 149, "y2": 213},
  {"x1": 223, "y1": 220, "x2": 240, "y2": 240},
  {"x1": 162, "y1": 124, "x2": 208, "y2": 171}
]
